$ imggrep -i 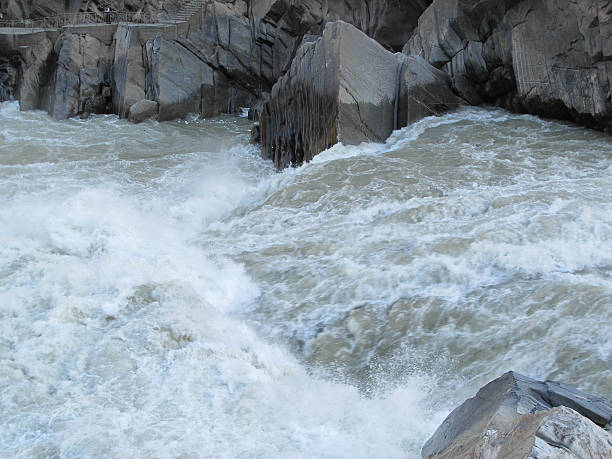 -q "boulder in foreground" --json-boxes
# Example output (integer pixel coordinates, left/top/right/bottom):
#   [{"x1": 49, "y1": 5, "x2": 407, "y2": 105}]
[{"x1": 423, "y1": 371, "x2": 612, "y2": 458}]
